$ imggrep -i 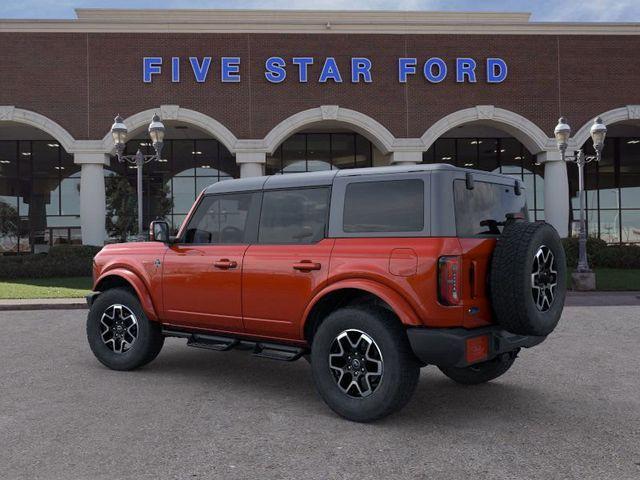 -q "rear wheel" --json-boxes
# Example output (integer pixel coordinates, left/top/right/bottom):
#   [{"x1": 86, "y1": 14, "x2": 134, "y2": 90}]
[
  {"x1": 87, "y1": 288, "x2": 164, "y2": 371},
  {"x1": 311, "y1": 306, "x2": 420, "y2": 422},
  {"x1": 439, "y1": 352, "x2": 517, "y2": 385}
]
